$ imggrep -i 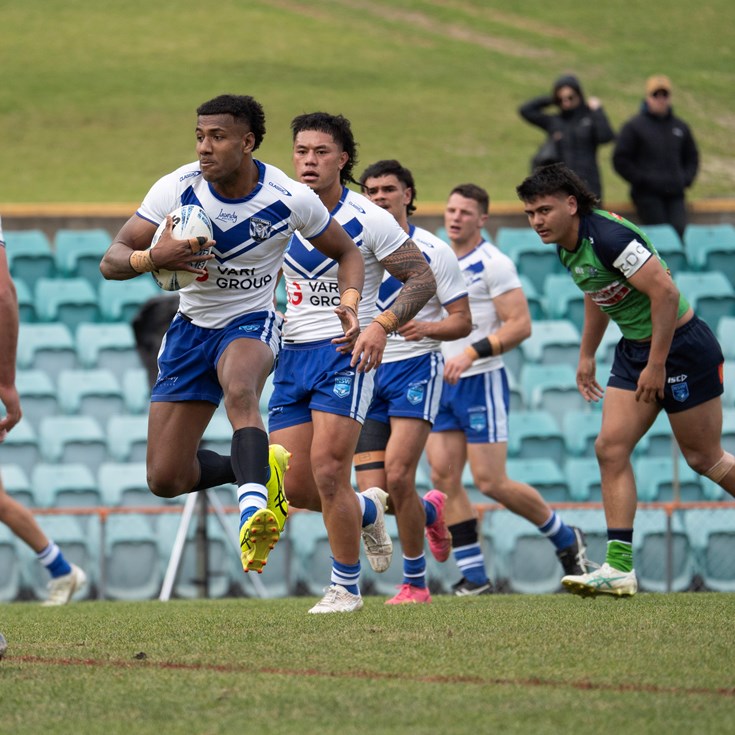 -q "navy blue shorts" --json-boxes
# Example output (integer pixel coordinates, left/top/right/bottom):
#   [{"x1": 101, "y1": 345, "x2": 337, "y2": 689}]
[{"x1": 608, "y1": 314, "x2": 724, "y2": 414}]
